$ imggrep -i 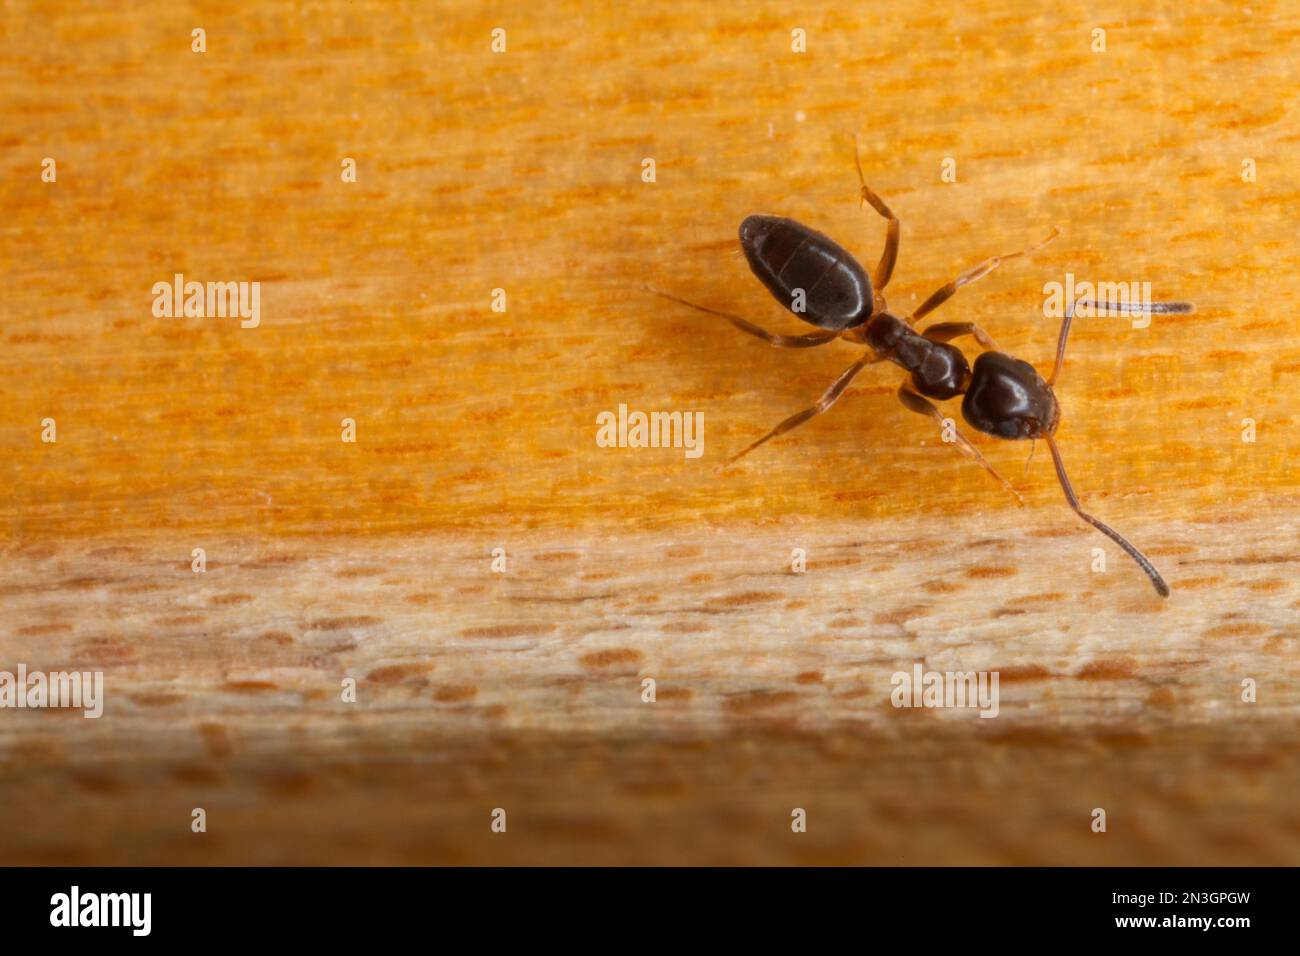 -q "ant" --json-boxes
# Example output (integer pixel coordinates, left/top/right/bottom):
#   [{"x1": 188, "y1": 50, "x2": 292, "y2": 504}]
[{"x1": 650, "y1": 145, "x2": 1192, "y2": 597}]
